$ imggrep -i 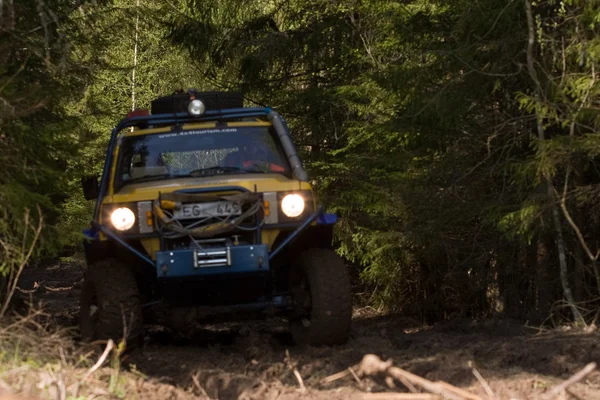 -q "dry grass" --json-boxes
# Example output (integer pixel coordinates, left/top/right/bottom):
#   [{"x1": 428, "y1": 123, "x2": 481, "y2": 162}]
[
  {"x1": 0, "y1": 305, "x2": 177, "y2": 400},
  {"x1": 1, "y1": 207, "x2": 43, "y2": 319}
]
